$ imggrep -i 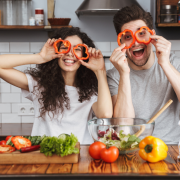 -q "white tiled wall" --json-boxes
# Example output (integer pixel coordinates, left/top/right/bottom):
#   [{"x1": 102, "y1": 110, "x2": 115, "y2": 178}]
[{"x1": 0, "y1": 41, "x2": 180, "y2": 123}]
